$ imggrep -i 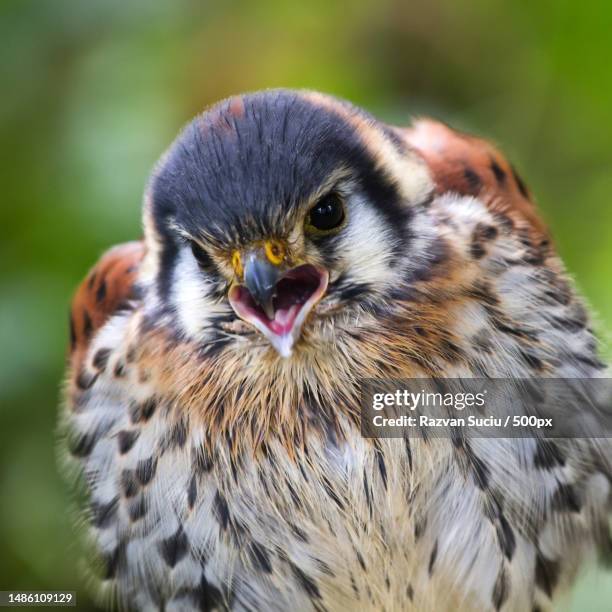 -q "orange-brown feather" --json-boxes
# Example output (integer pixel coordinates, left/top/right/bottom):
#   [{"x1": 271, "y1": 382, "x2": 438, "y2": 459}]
[
  {"x1": 69, "y1": 241, "x2": 145, "y2": 373},
  {"x1": 402, "y1": 119, "x2": 548, "y2": 240}
]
